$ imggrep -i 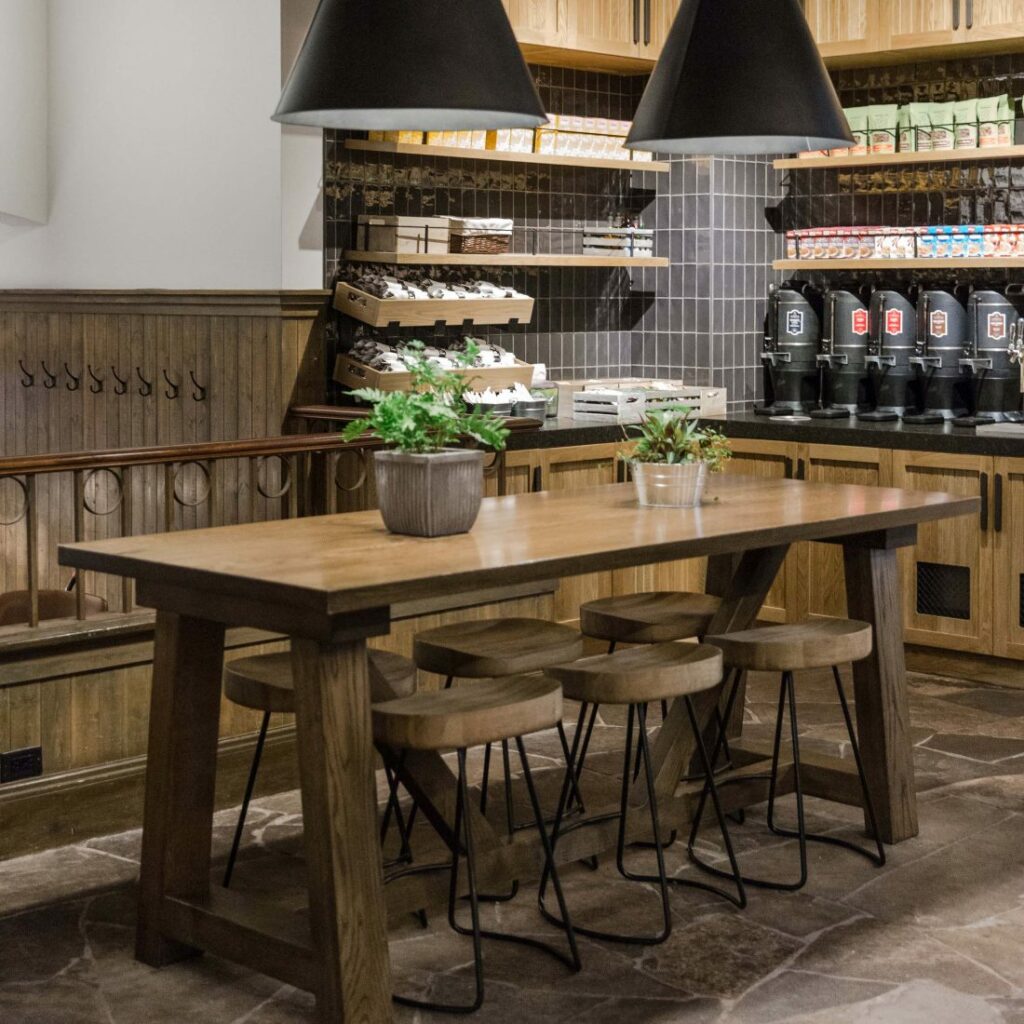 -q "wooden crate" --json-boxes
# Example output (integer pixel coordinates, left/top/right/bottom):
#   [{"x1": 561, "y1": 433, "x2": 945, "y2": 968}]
[
  {"x1": 333, "y1": 283, "x2": 534, "y2": 329},
  {"x1": 334, "y1": 353, "x2": 535, "y2": 394}
]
